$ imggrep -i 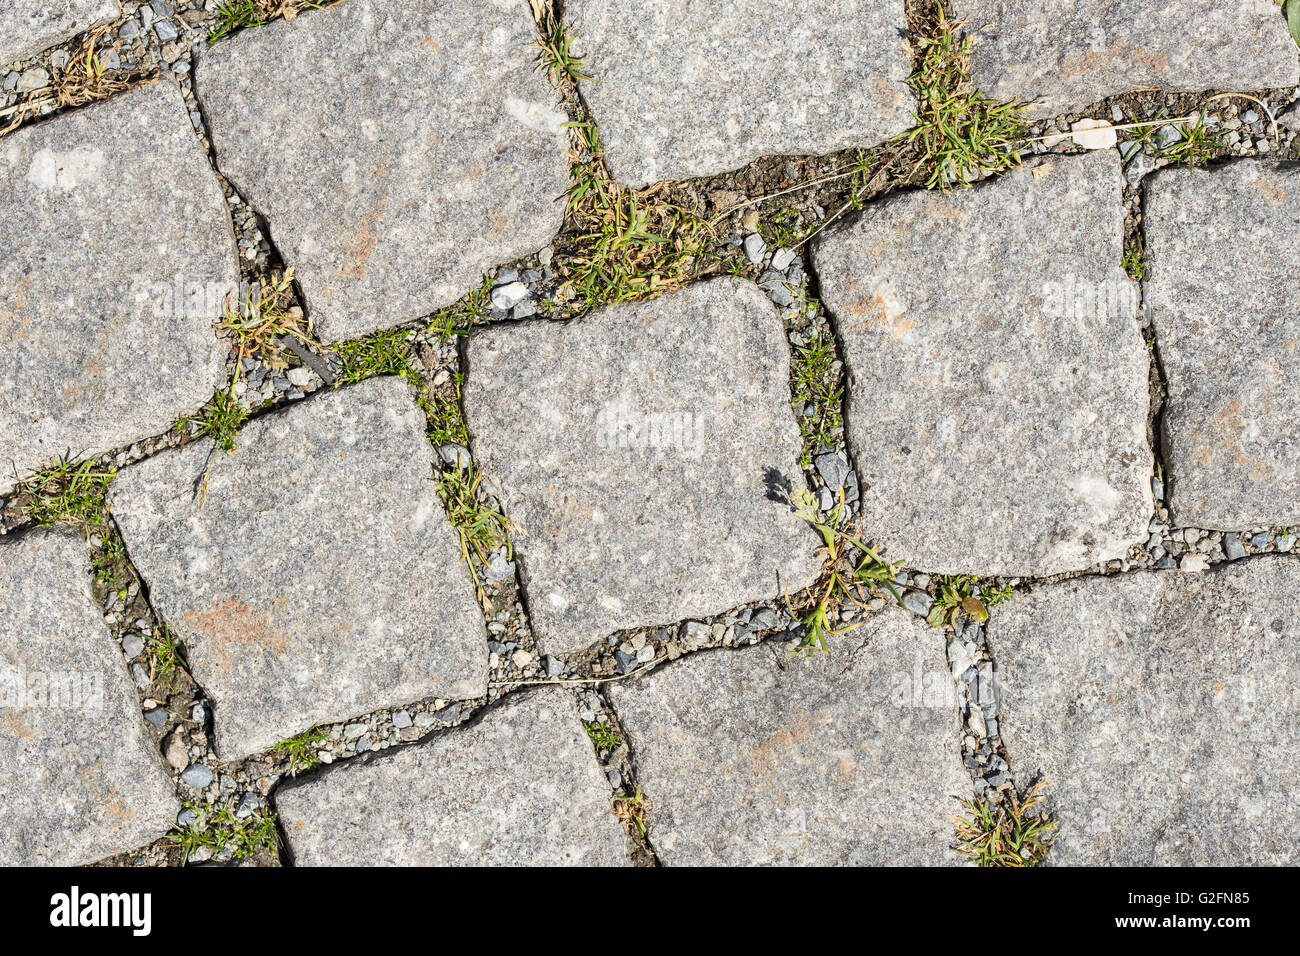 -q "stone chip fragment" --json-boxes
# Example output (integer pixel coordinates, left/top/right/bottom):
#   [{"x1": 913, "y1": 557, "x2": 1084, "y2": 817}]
[
  {"x1": 109, "y1": 377, "x2": 488, "y2": 759},
  {"x1": 608, "y1": 609, "x2": 968, "y2": 865},
  {"x1": 195, "y1": 0, "x2": 569, "y2": 343},
  {"x1": 0, "y1": 529, "x2": 175, "y2": 866},
  {"x1": 276, "y1": 687, "x2": 628, "y2": 865},
  {"x1": 812, "y1": 152, "x2": 1151, "y2": 576},
  {"x1": 462, "y1": 278, "x2": 820, "y2": 655},
  {"x1": 988, "y1": 558, "x2": 1300, "y2": 865}
]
